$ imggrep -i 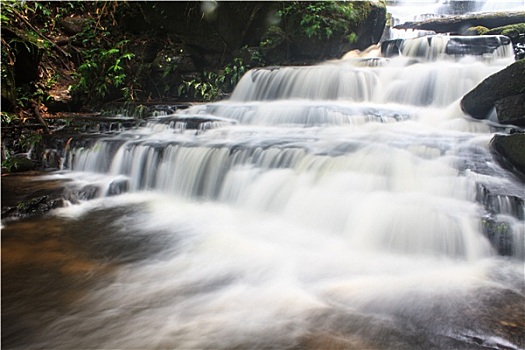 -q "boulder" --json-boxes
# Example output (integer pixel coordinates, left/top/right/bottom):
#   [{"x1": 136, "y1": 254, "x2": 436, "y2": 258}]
[
  {"x1": 59, "y1": 16, "x2": 90, "y2": 35},
  {"x1": 460, "y1": 59, "x2": 525, "y2": 120},
  {"x1": 490, "y1": 133, "x2": 525, "y2": 179},
  {"x1": 445, "y1": 35, "x2": 511, "y2": 56},
  {"x1": 354, "y1": 1, "x2": 388, "y2": 51},
  {"x1": 495, "y1": 94, "x2": 525, "y2": 126}
]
